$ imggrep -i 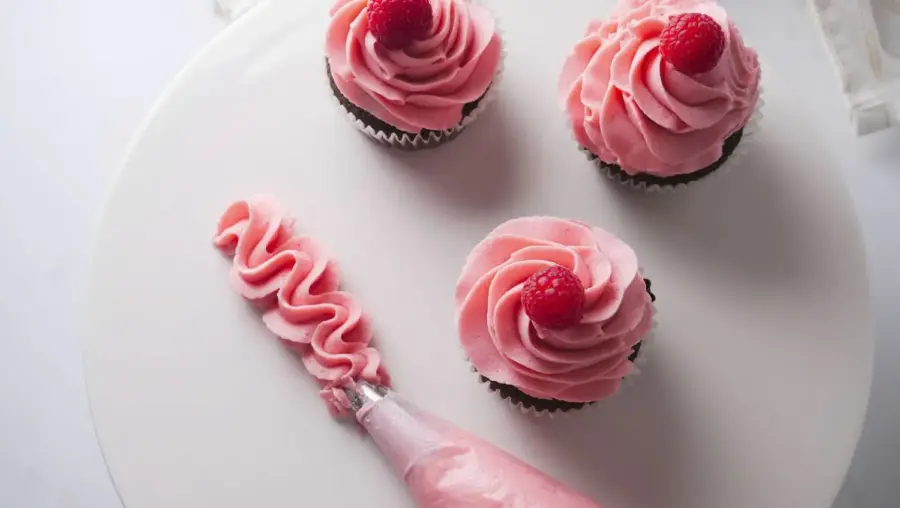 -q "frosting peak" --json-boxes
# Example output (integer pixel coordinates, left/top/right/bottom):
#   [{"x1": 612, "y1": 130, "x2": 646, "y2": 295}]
[
  {"x1": 327, "y1": 0, "x2": 502, "y2": 133},
  {"x1": 455, "y1": 218, "x2": 654, "y2": 403},
  {"x1": 214, "y1": 197, "x2": 389, "y2": 416},
  {"x1": 559, "y1": 0, "x2": 760, "y2": 177}
]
